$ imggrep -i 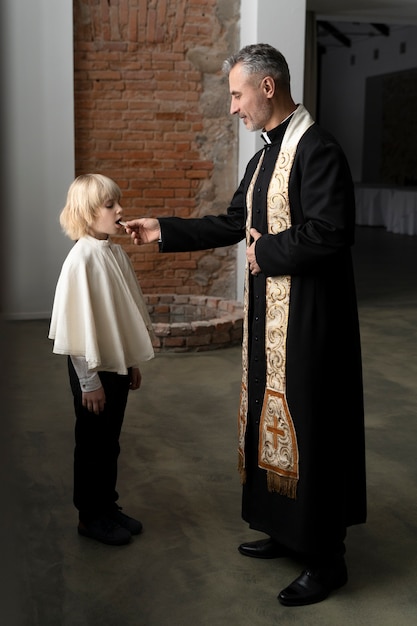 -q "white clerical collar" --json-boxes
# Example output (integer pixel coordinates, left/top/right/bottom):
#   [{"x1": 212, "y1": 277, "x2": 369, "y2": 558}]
[
  {"x1": 261, "y1": 107, "x2": 298, "y2": 144},
  {"x1": 261, "y1": 130, "x2": 272, "y2": 144}
]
